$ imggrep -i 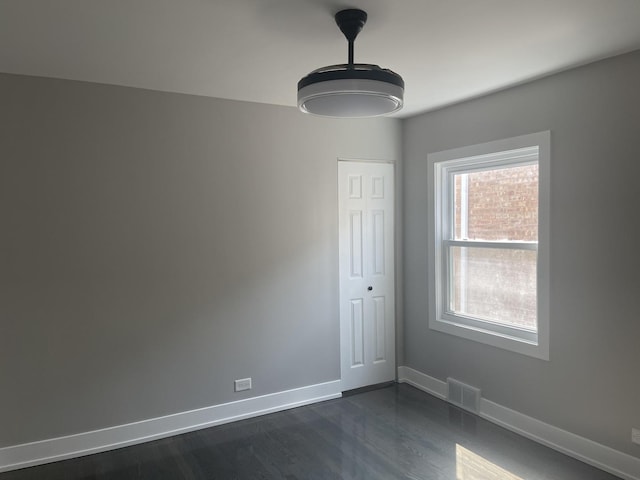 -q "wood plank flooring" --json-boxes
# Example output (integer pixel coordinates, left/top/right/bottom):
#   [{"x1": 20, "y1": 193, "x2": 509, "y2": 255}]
[{"x1": 0, "y1": 384, "x2": 620, "y2": 479}]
